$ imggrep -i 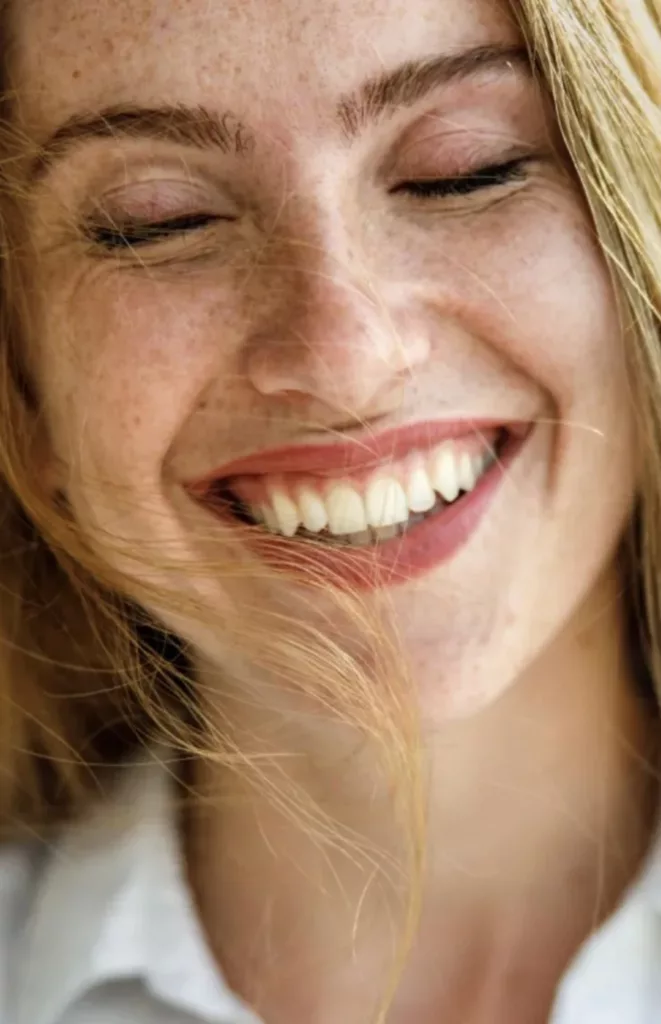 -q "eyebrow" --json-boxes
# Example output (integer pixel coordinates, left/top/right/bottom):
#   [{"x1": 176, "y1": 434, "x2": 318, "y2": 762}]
[
  {"x1": 338, "y1": 43, "x2": 530, "y2": 136},
  {"x1": 29, "y1": 43, "x2": 529, "y2": 181},
  {"x1": 29, "y1": 106, "x2": 255, "y2": 181}
]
